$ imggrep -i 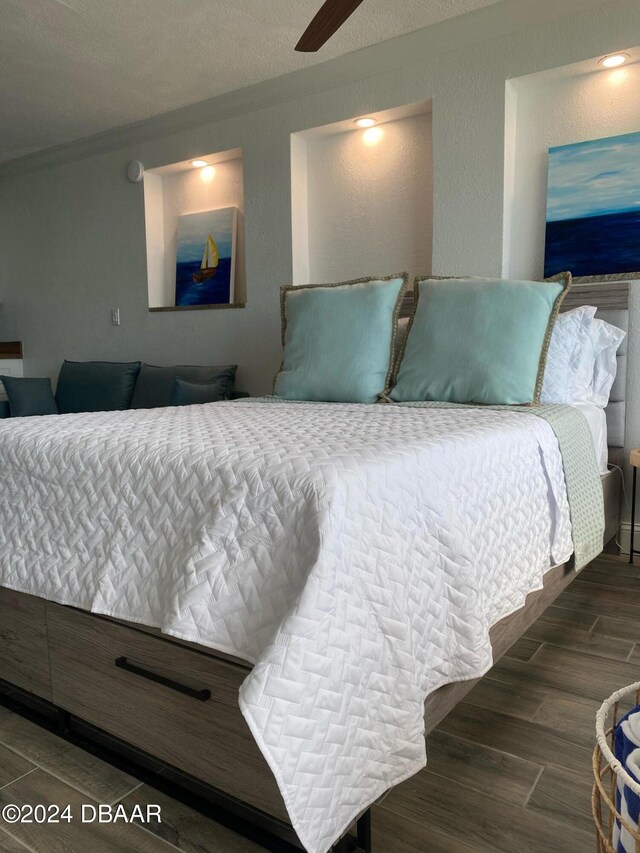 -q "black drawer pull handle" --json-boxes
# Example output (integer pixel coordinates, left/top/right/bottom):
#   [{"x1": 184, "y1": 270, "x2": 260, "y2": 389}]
[{"x1": 114, "y1": 657, "x2": 211, "y2": 702}]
